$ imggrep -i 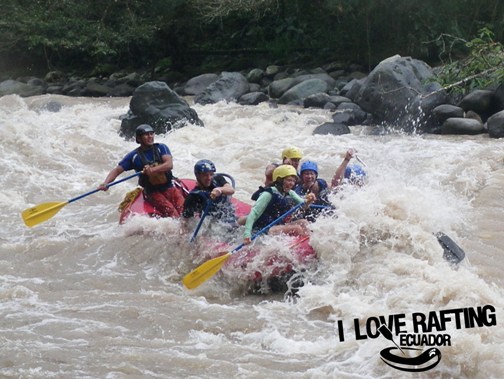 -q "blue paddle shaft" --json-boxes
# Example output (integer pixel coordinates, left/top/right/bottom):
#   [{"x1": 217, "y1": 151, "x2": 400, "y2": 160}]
[
  {"x1": 232, "y1": 202, "x2": 305, "y2": 253},
  {"x1": 190, "y1": 199, "x2": 212, "y2": 242},
  {"x1": 68, "y1": 171, "x2": 141, "y2": 204}
]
